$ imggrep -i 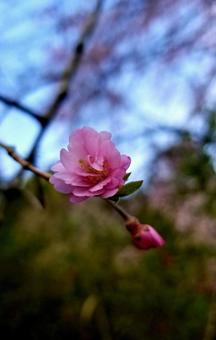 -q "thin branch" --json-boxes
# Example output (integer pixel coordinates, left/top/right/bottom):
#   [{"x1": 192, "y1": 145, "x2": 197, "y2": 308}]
[
  {"x1": 0, "y1": 140, "x2": 133, "y2": 222},
  {"x1": 0, "y1": 94, "x2": 47, "y2": 126},
  {"x1": 106, "y1": 200, "x2": 131, "y2": 221},
  {"x1": 0, "y1": 142, "x2": 50, "y2": 181},
  {"x1": 45, "y1": 0, "x2": 103, "y2": 121},
  {"x1": 27, "y1": 0, "x2": 104, "y2": 164}
]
